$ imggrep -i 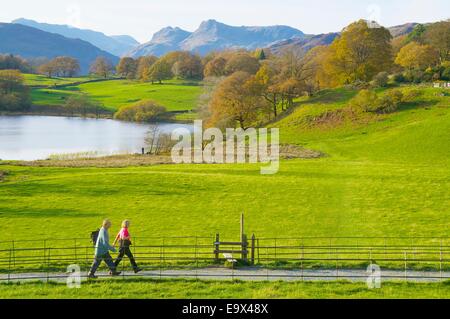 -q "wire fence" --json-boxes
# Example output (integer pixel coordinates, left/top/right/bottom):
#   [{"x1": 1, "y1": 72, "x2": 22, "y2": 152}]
[{"x1": 0, "y1": 236, "x2": 449, "y2": 282}]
